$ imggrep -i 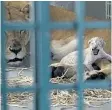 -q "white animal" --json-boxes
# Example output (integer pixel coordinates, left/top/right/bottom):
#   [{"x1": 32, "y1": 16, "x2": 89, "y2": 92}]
[
  {"x1": 51, "y1": 37, "x2": 112, "y2": 78},
  {"x1": 51, "y1": 37, "x2": 81, "y2": 60}
]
